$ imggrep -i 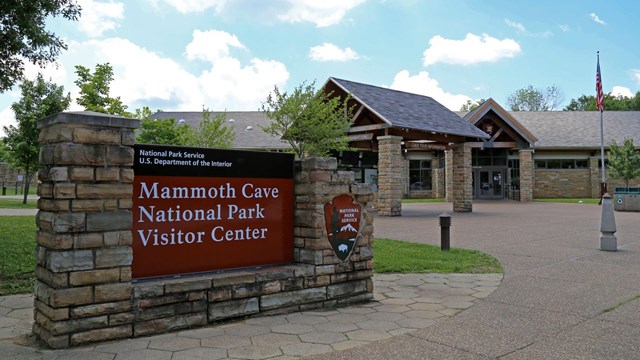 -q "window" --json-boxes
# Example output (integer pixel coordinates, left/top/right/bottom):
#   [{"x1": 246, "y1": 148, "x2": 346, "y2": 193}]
[
  {"x1": 535, "y1": 159, "x2": 590, "y2": 169},
  {"x1": 472, "y1": 148, "x2": 507, "y2": 167},
  {"x1": 409, "y1": 160, "x2": 432, "y2": 190}
]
